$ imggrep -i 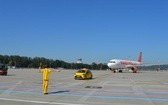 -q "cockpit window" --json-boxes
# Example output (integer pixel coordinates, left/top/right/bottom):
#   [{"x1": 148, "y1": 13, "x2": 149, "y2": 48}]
[{"x1": 110, "y1": 61, "x2": 116, "y2": 63}]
